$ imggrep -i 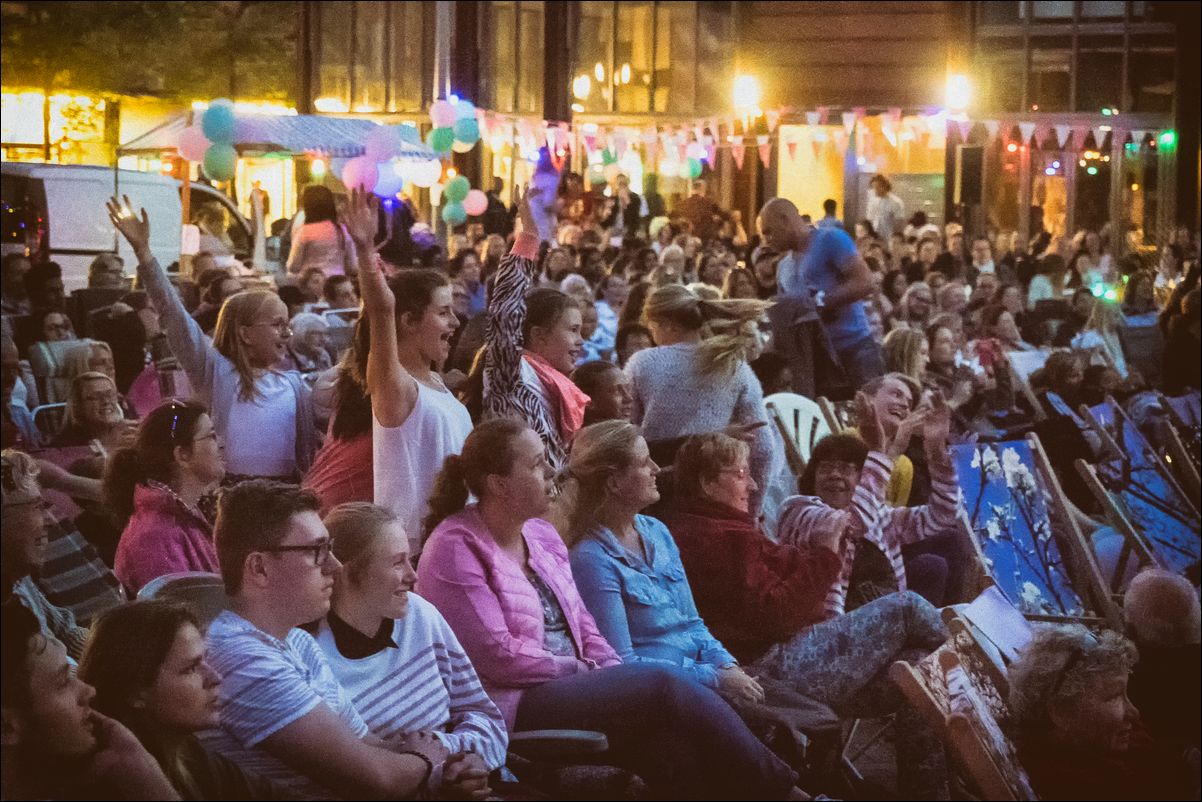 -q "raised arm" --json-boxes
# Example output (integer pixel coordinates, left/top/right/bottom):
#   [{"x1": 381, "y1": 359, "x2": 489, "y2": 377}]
[
  {"x1": 344, "y1": 189, "x2": 418, "y2": 427},
  {"x1": 884, "y1": 392, "x2": 963, "y2": 546},
  {"x1": 107, "y1": 196, "x2": 220, "y2": 386}
]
